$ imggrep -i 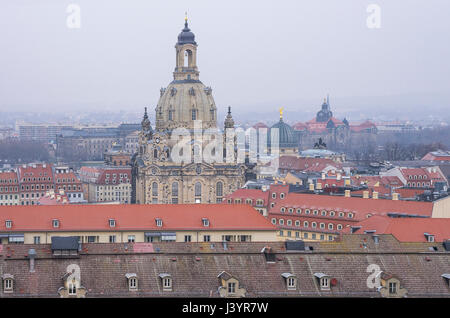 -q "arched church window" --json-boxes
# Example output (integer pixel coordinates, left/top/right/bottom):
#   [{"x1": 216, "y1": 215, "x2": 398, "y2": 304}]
[
  {"x1": 184, "y1": 50, "x2": 189, "y2": 67},
  {"x1": 216, "y1": 181, "x2": 223, "y2": 197},
  {"x1": 168, "y1": 109, "x2": 173, "y2": 121},
  {"x1": 153, "y1": 149, "x2": 158, "y2": 159},
  {"x1": 184, "y1": 49, "x2": 193, "y2": 67},
  {"x1": 191, "y1": 109, "x2": 197, "y2": 121},
  {"x1": 195, "y1": 182, "x2": 201, "y2": 197},
  {"x1": 210, "y1": 109, "x2": 215, "y2": 121},
  {"x1": 172, "y1": 182, "x2": 178, "y2": 197},
  {"x1": 152, "y1": 182, "x2": 158, "y2": 197}
]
